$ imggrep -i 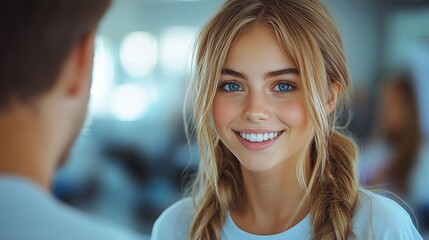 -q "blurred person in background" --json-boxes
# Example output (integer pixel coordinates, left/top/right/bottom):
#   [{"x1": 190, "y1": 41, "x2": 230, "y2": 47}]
[
  {"x1": 359, "y1": 73, "x2": 421, "y2": 197},
  {"x1": 151, "y1": 0, "x2": 422, "y2": 239},
  {"x1": 359, "y1": 71, "x2": 429, "y2": 234},
  {"x1": 0, "y1": 0, "x2": 140, "y2": 239}
]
